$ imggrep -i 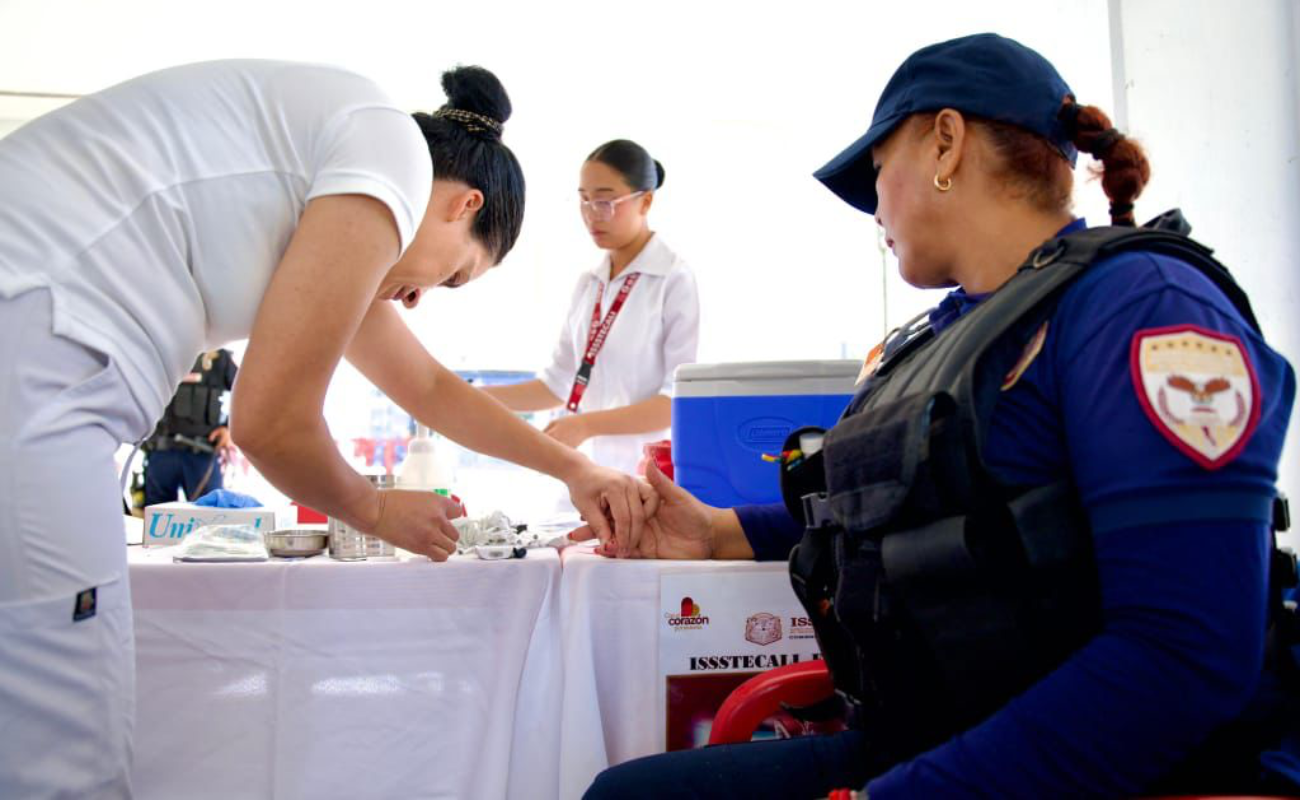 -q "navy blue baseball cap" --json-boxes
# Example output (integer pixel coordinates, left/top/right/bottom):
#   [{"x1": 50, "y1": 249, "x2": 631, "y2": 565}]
[{"x1": 814, "y1": 33, "x2": 1078, "y2": 215}]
